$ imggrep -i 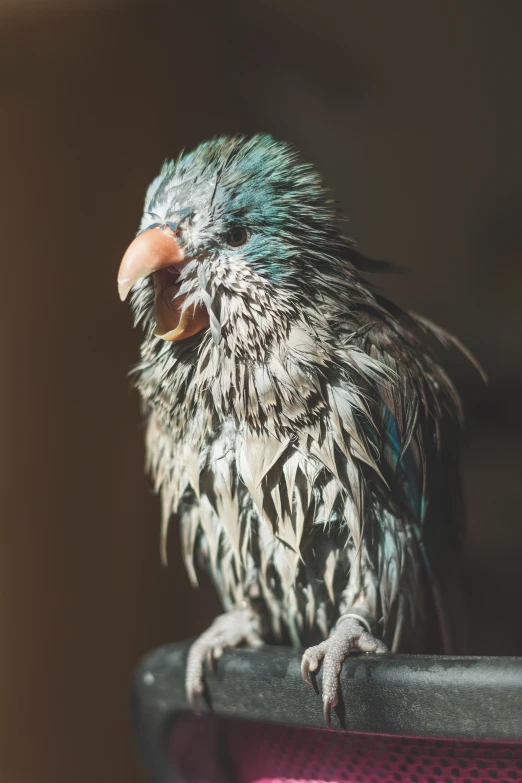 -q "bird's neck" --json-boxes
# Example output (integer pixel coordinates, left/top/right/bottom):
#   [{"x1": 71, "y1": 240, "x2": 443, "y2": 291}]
[
  {"x1": 137, "y1": 308, "x2": 335, "y2": 442},
  {"x1": 137, "y1": 269, "x2": 379, "y2": 439}
]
